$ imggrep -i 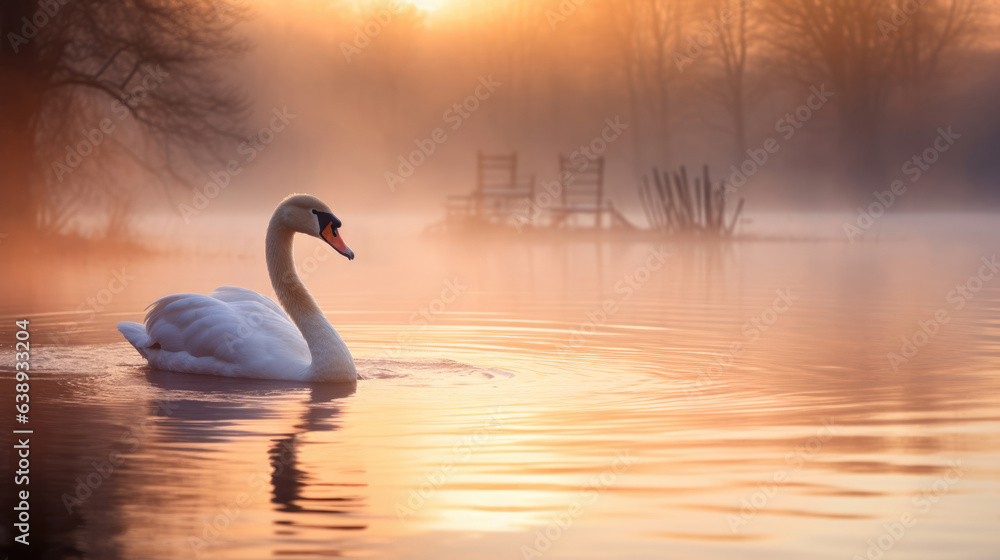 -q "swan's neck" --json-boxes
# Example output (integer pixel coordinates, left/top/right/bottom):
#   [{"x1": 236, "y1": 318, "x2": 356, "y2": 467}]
[{"x1": 265, "y1": 217, "x2": 354, "y2": 380}]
